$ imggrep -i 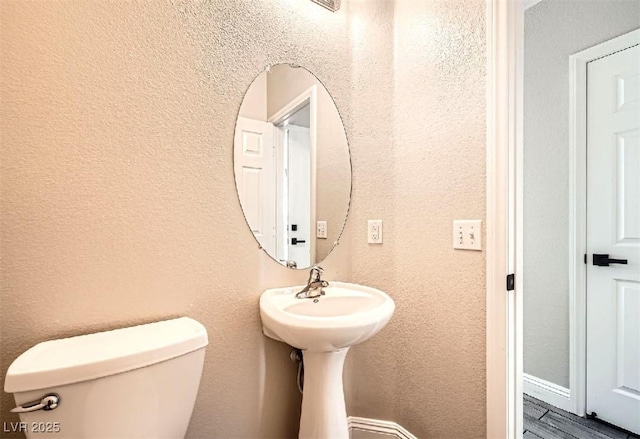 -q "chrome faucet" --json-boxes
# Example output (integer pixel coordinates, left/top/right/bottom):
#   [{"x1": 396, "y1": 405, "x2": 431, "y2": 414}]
[{"x1": 295, "y1": 265, "x2": 329, "y2": 299}]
